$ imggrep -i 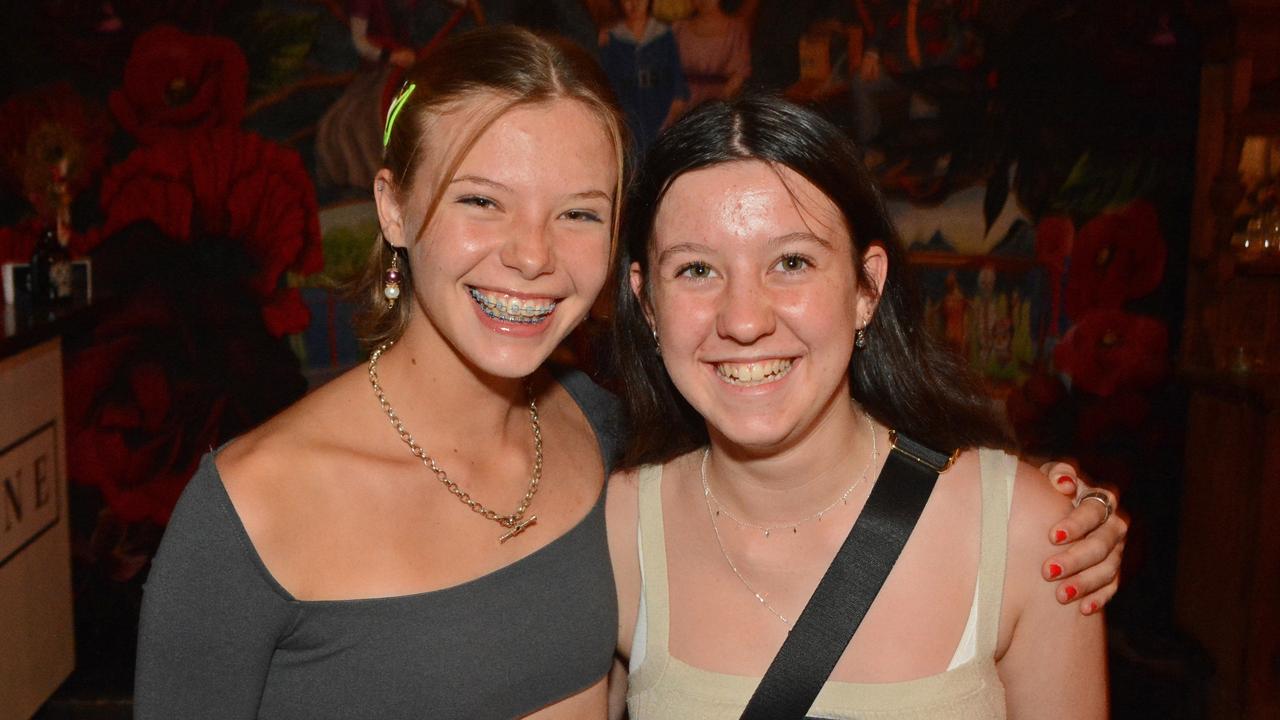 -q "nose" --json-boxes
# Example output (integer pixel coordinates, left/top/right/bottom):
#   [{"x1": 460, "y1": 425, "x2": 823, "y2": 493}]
[
  {"x1": 715, "y1": 274, "x2": 775, "y2": 344},
  {"x1": 500, "y1": 217, "x2": 556, "y2": 280}
]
